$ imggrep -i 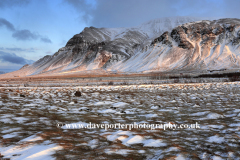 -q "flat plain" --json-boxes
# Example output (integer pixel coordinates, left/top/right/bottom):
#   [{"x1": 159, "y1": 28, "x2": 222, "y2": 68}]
[{"x1": 0, "y1": 80, "x2": 240, "y2": 159}]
